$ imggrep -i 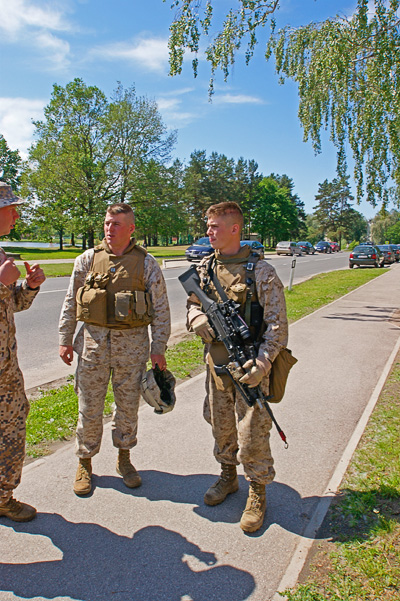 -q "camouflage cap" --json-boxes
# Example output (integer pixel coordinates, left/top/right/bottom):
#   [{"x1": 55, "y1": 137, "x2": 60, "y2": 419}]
[{"x1": 0, "y1": 182, "x2": 25, "y2": 209}]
